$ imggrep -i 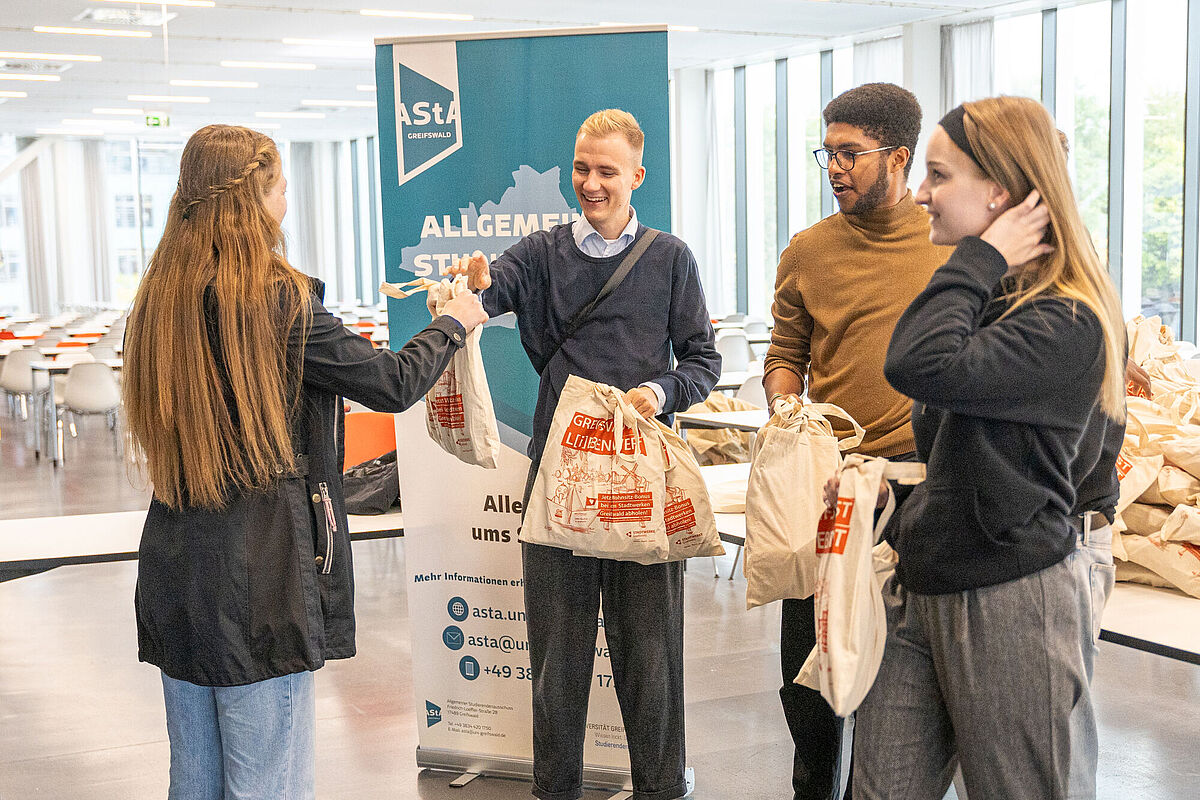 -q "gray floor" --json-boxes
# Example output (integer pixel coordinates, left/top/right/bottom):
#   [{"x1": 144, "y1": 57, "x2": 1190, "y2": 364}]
[{"x1": 1, "y1": 411, "x2": 1198, "y2": 799}]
